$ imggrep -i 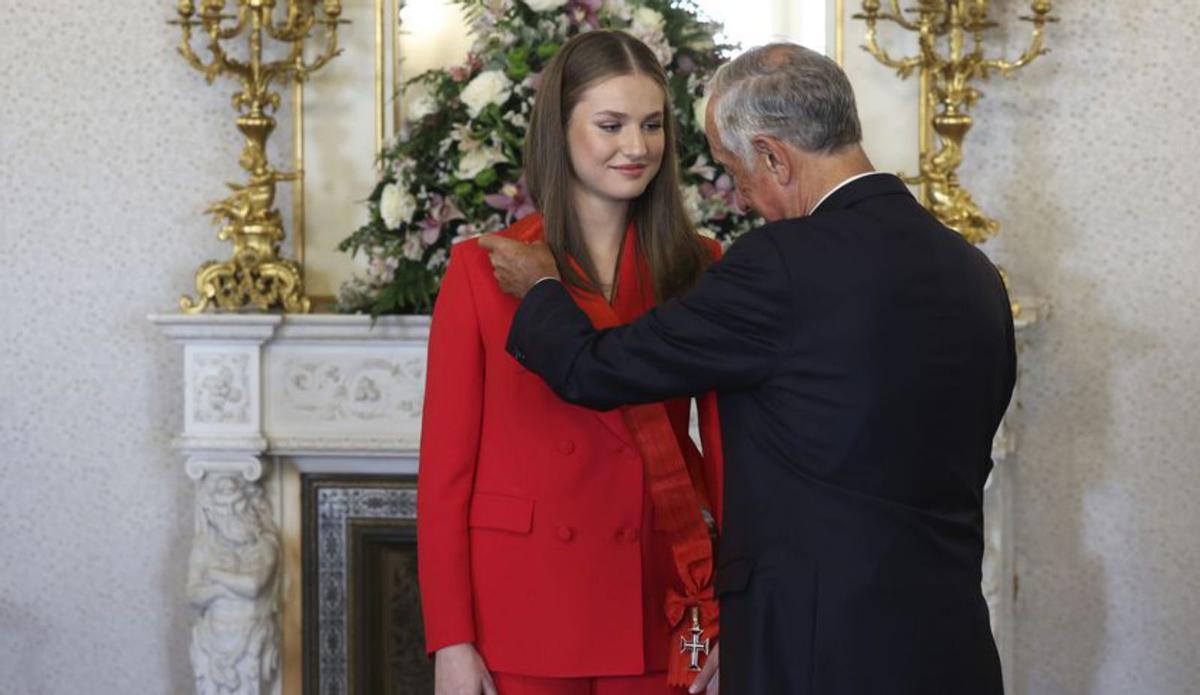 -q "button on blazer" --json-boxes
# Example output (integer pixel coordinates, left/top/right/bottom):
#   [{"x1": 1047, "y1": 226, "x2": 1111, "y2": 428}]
[{"x1": 417, "y1": 219, "x2": 724, "y2": 678}]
